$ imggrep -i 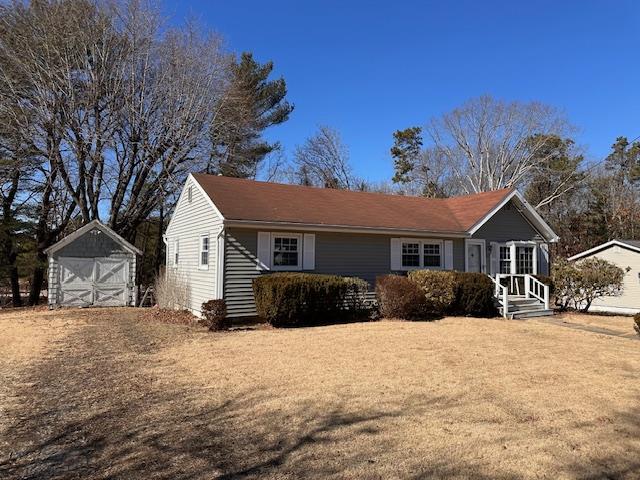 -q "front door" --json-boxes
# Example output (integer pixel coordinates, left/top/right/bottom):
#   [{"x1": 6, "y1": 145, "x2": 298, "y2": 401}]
[
  {"x1": 468, "y1": 244, "x2": 481, "y2": 272},
  {"x1": 466, "y1": 240, "x2": 485, "y2": 273}
]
